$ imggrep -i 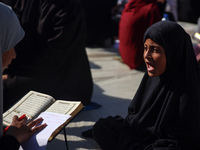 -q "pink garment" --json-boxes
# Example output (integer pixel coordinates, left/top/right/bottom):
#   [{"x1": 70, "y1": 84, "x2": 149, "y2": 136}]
[{"x1": 193, "y1": 43, "x2": 200, "y2": 63}]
